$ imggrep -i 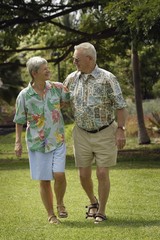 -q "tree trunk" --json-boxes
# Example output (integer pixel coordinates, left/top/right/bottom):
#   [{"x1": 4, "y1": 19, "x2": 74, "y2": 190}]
[{"x1": 131, "y1": 42, "x2": 150, "y2": 144}]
